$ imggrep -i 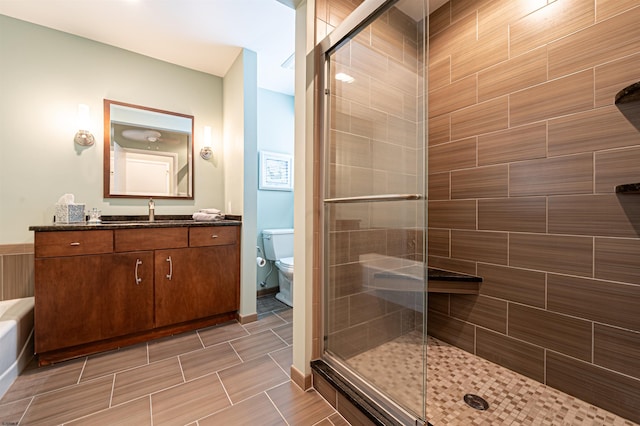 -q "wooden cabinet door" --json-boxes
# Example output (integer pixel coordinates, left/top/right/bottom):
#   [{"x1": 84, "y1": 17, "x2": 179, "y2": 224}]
[
  {"x1": 101, "y1": 251, "x2": 154, "y2": 339},
  {"x1": 35, "y1": 255, "x2": 103, "y2": 353},
  {"x1": 193, "y1": 245, "x2": 239, "y2": 316},
  {"x1": 154, "y1": 245, "x2": 239, "y2": 327},
  {"x1": 35, "y1": 252, "x2": 155, "y2": 353}
]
